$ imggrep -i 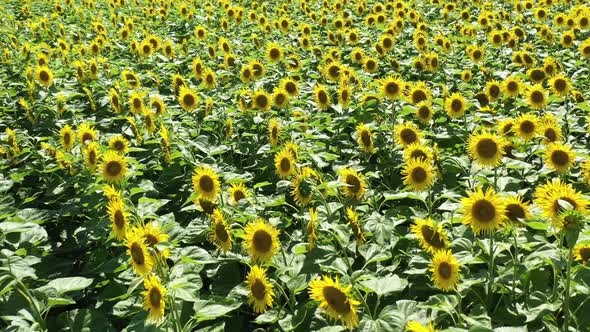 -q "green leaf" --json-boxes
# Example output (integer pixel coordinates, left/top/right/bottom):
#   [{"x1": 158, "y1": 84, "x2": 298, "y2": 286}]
[
  {"x1": 193, "y1": 297, "x2": 241, "y2": 323},
  {"x1": 39, "y1": 277, "x2": 93, "y2": 294},
  {"x1": 359, "y1": 275, "x2": 408, "y2": 296}
]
